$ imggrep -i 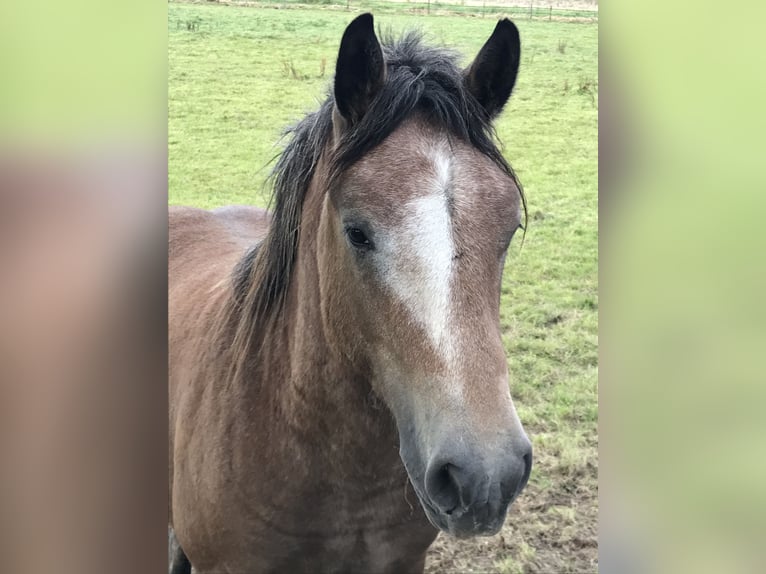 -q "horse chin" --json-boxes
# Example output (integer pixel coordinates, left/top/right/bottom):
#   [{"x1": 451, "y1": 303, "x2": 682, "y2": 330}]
[{"x1": 417, "y1": 494, "x2": 506, "y2": 539}]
